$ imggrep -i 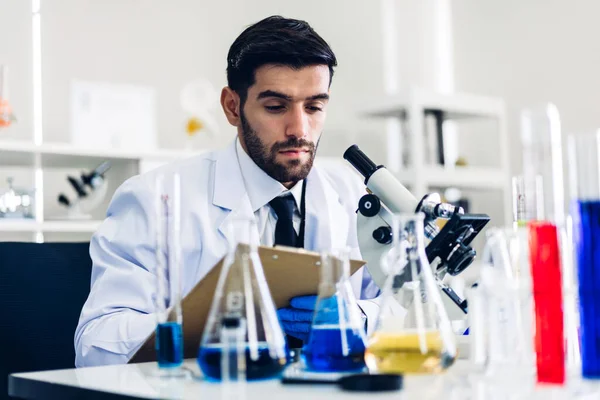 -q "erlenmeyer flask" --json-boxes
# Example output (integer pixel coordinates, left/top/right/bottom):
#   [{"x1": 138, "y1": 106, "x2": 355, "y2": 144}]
[
  {"x1": 197, "y1": 217, "x2": 287, "y2": 381},
  {"x1": 365, "y1": 213, "x2": 457, "y2": 374},
  {"x1": 302, "y1": 248, "x2": 367, "y2": 372}
]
